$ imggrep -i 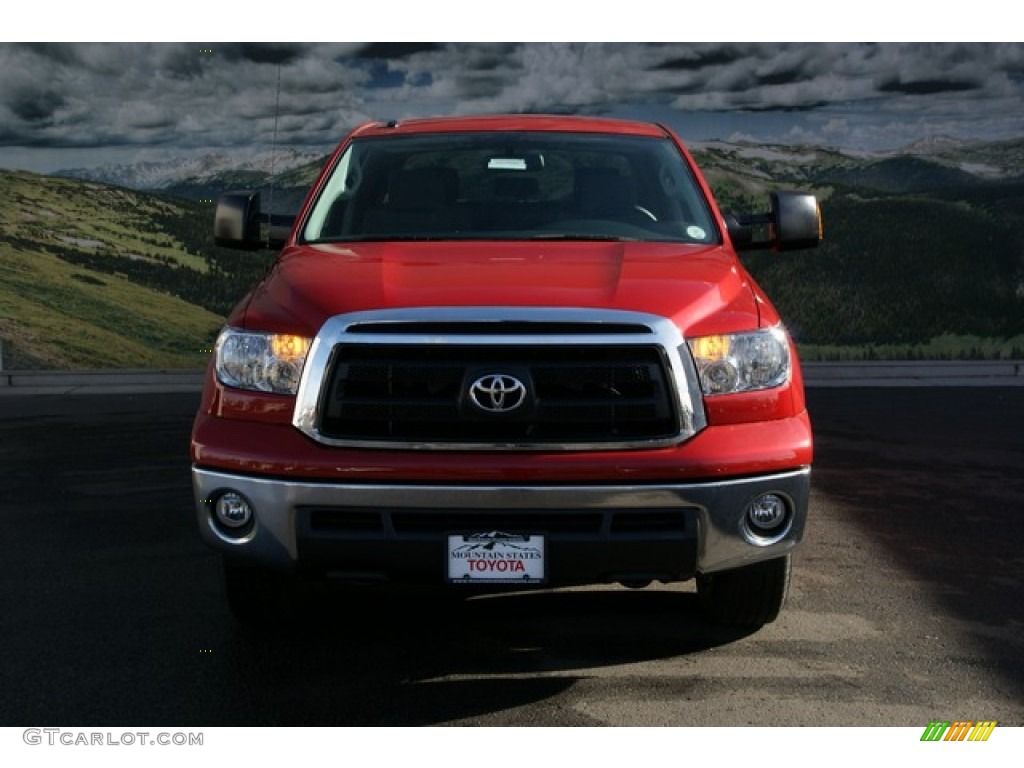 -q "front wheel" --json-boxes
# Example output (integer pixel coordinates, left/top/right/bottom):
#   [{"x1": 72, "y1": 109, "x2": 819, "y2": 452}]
[{"x1": 696, "y1": 555, "x2": 791, "y2": 628}]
